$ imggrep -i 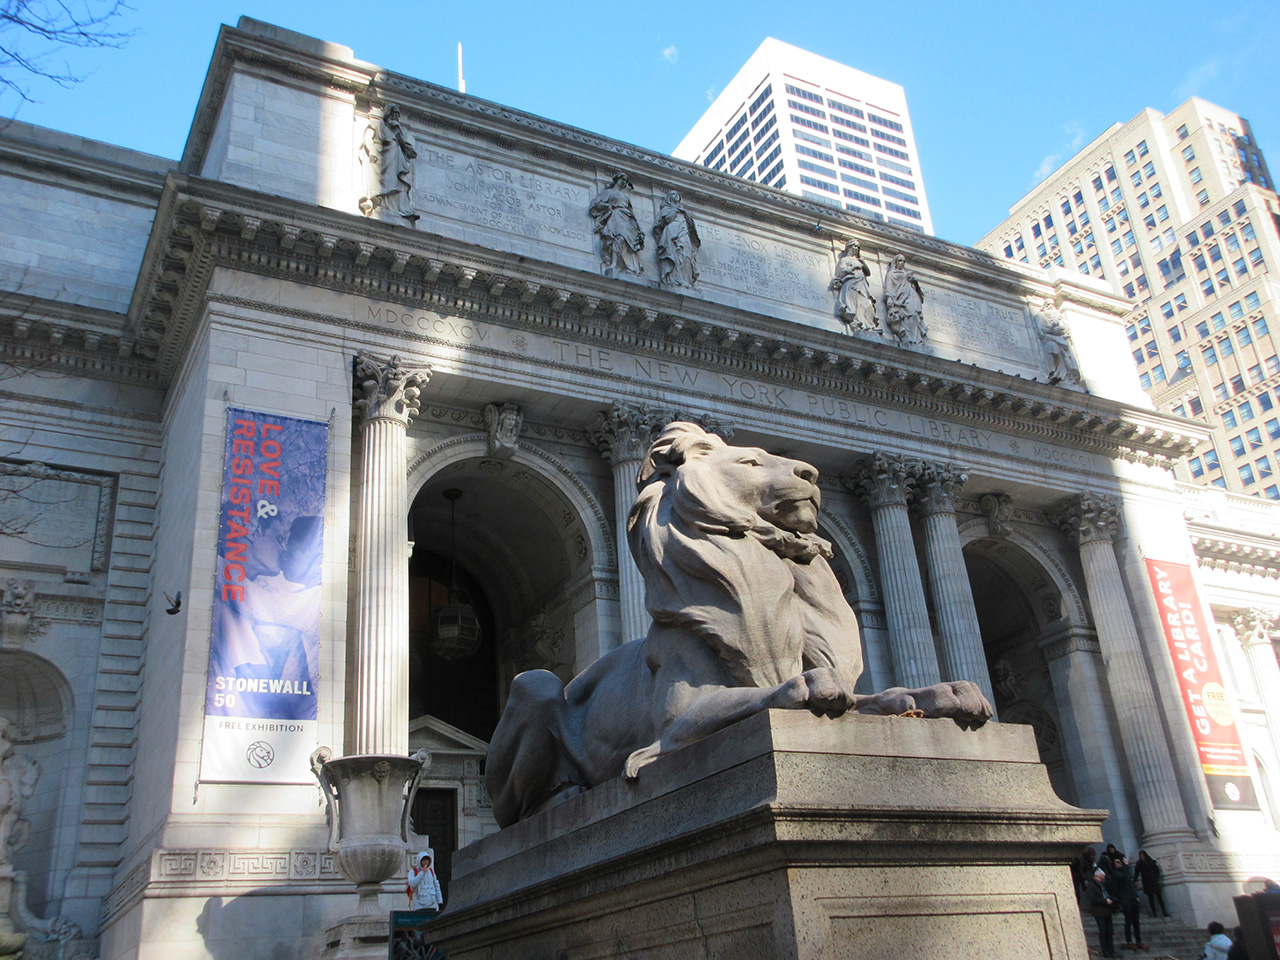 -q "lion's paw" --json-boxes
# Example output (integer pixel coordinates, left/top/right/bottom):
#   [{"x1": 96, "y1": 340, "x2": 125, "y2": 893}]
[
  {"x1": 904, "y1": 681, "x2": 993, "y2": 727},
  {"x1": 800, "y1": 667, "x2": 855, "y2": 719}
]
